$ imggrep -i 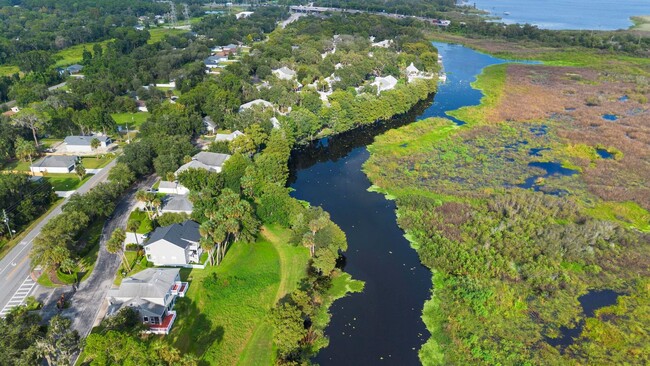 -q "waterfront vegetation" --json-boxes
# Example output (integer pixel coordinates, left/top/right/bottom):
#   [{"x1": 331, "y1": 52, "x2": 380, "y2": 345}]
[{"x1": 365, "y1": 41, "x2": 650, "y2": 364}]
